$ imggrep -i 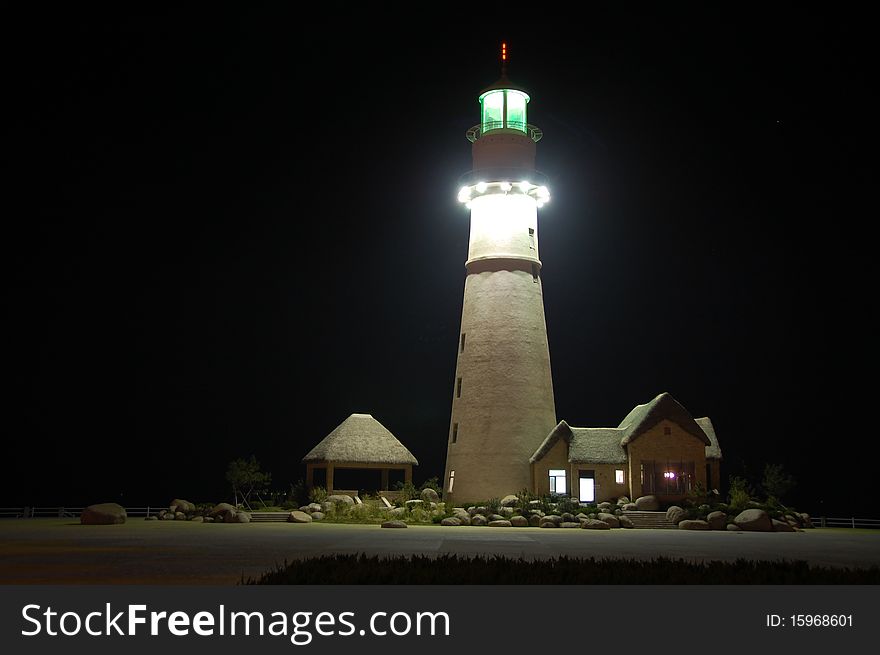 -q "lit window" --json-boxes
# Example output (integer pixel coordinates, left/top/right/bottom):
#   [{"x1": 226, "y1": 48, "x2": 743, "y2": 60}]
[
  {"x1": 505, "y1": 91, "x2": 528, "y2": 132},
  {"x1": 549, "y1": 469, "x2": 567, "y2": 494},
  {"x1": 448, "y1": 470, "x2": 455, "y2": 493},
  {"x1": 451, "y1": 423, "x2": 458, "y2": 444},
  {"x1": 481, "y1": 90, "x2": 504, "y2": 132},
  {"x1": 615, "y1": 469, "x2": 625, "y2": 484}
]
